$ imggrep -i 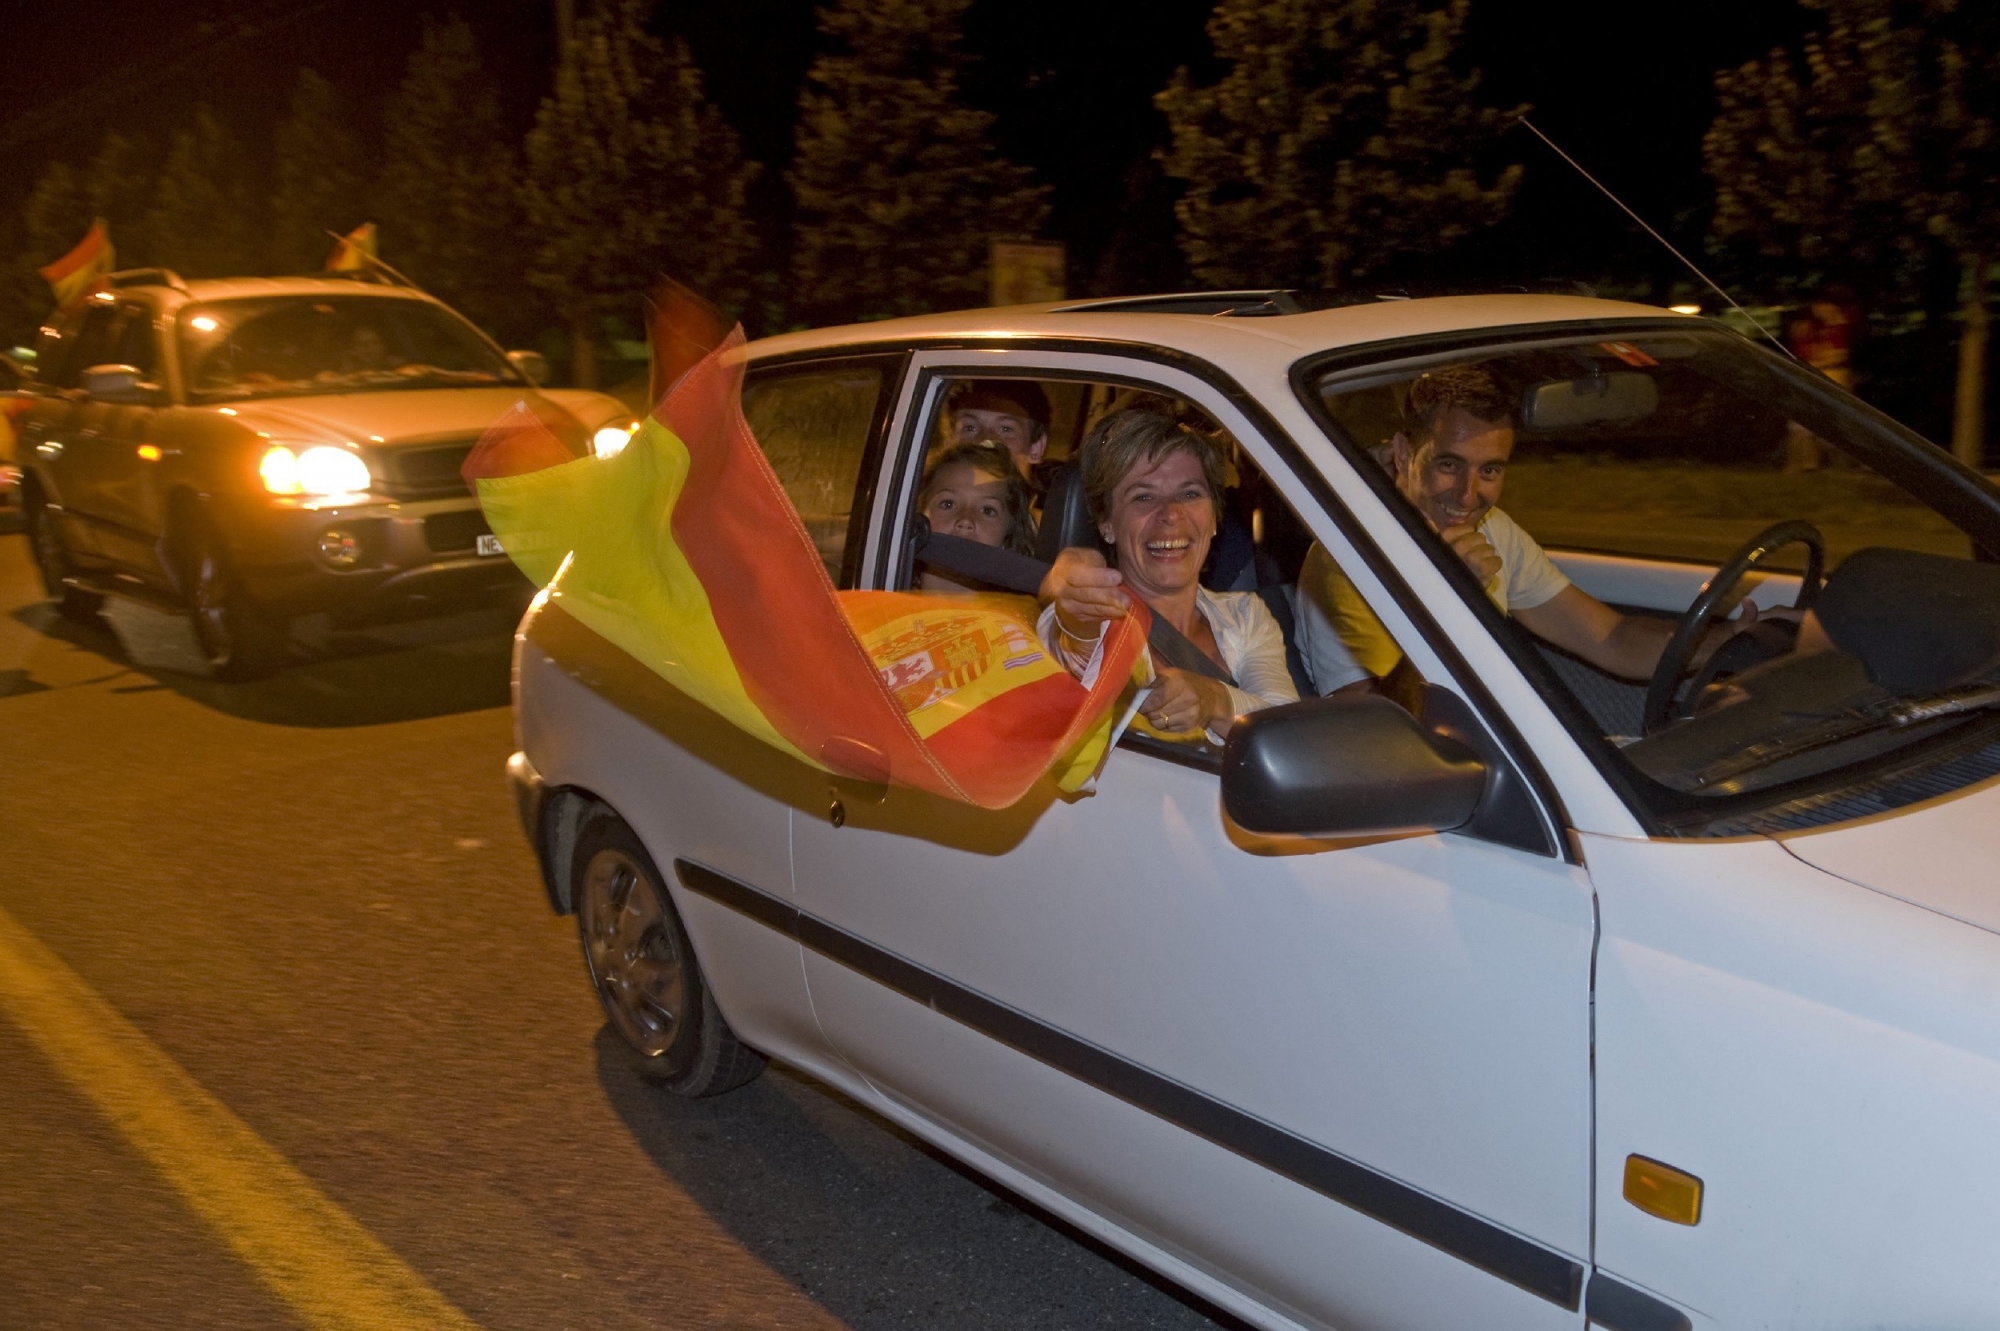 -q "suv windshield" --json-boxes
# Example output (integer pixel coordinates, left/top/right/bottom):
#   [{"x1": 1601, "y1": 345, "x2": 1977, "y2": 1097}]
[
  {"x1": 1305, "y1": 324, "x2": 2000, "y2": 832},
  {"x1": 178, "y1": 296, "x2": 520, "y2": 402}
]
